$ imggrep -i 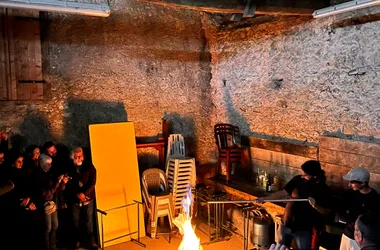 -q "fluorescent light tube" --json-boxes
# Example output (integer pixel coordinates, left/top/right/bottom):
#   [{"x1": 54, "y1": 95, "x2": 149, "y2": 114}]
[
  {"x1": 313, "y1": 0, "x2": 380, "y2": 18},
  {"x1": 0, "y1": 0, "x2": 110, "y2": 17}
]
